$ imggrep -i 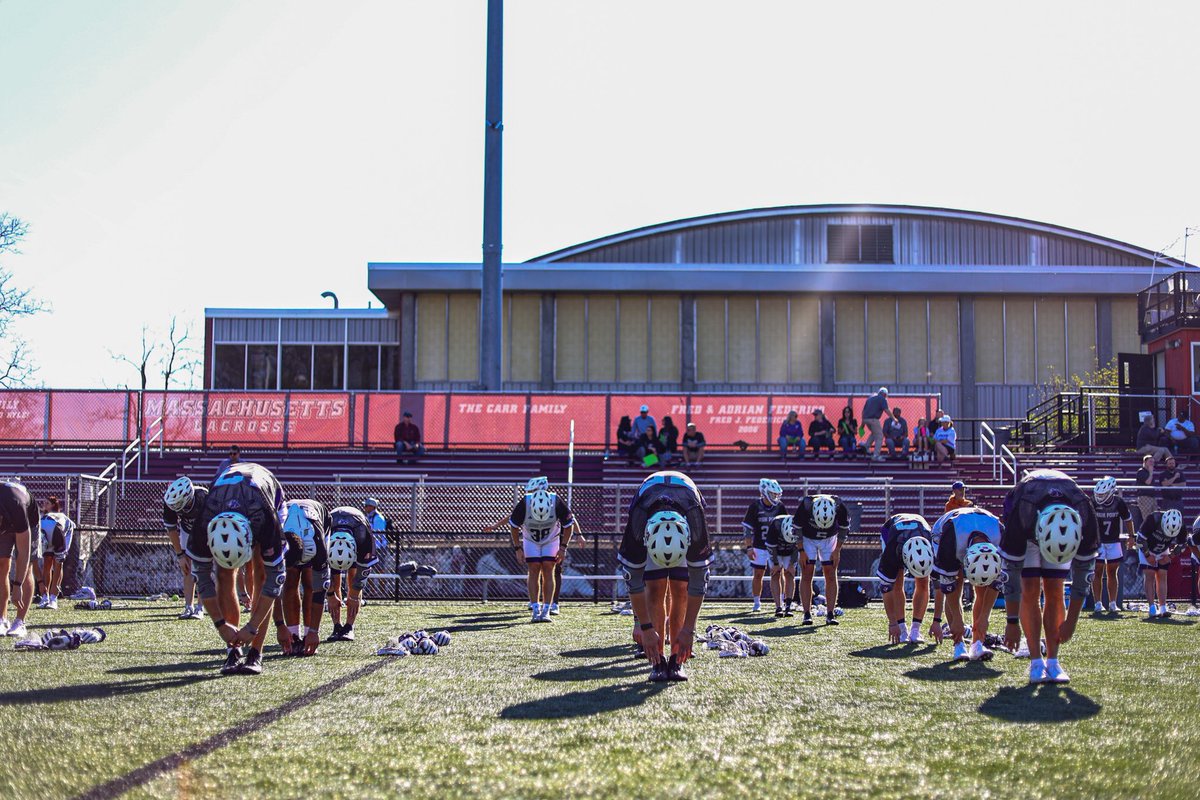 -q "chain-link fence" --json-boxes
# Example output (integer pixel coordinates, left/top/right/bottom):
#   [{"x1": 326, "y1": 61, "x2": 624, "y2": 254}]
[{"x1": 19, "y1": 477, "x2": 1200, "y2": 604}]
